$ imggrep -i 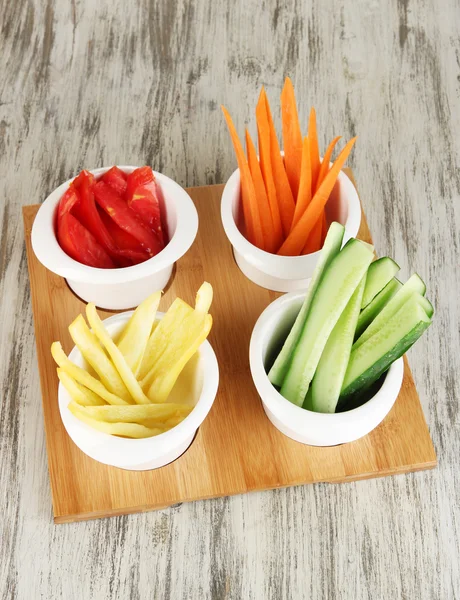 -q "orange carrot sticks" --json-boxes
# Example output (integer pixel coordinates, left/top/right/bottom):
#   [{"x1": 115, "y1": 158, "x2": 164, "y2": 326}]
[
  {"x1": 261, "y1": 89, "x2": 296, "y2": 237},
  {"x1": 281, "y1": 77, "x2": 303, "y2": 198},
  {"x1": 320, "y1": 211, "x2": 328, "y2": 244},
  {"x1": 302, "y1": 216, "x2": 323, "y2": 254},
  {"x1": 255, "y1": 89, "x2": 284, "y2": 249},
  {"x1": 245, "y1": 129, "x2": 277, "y2": 253},
  {"x1": 308, "y1": 108, "x2": 321, "y2": 191},
  {"x1": 222, "y1": 106, "x2": 265, "y2": 250},
  {"x1": 315, "y1": 136, "x2": 341, "y2": 192},
  {"x1": 291, "y1": 137, "x2": 311, "y2": 230},
  {"x1": 278, "y1": 137, "x2": 357, "y2": 256}
]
